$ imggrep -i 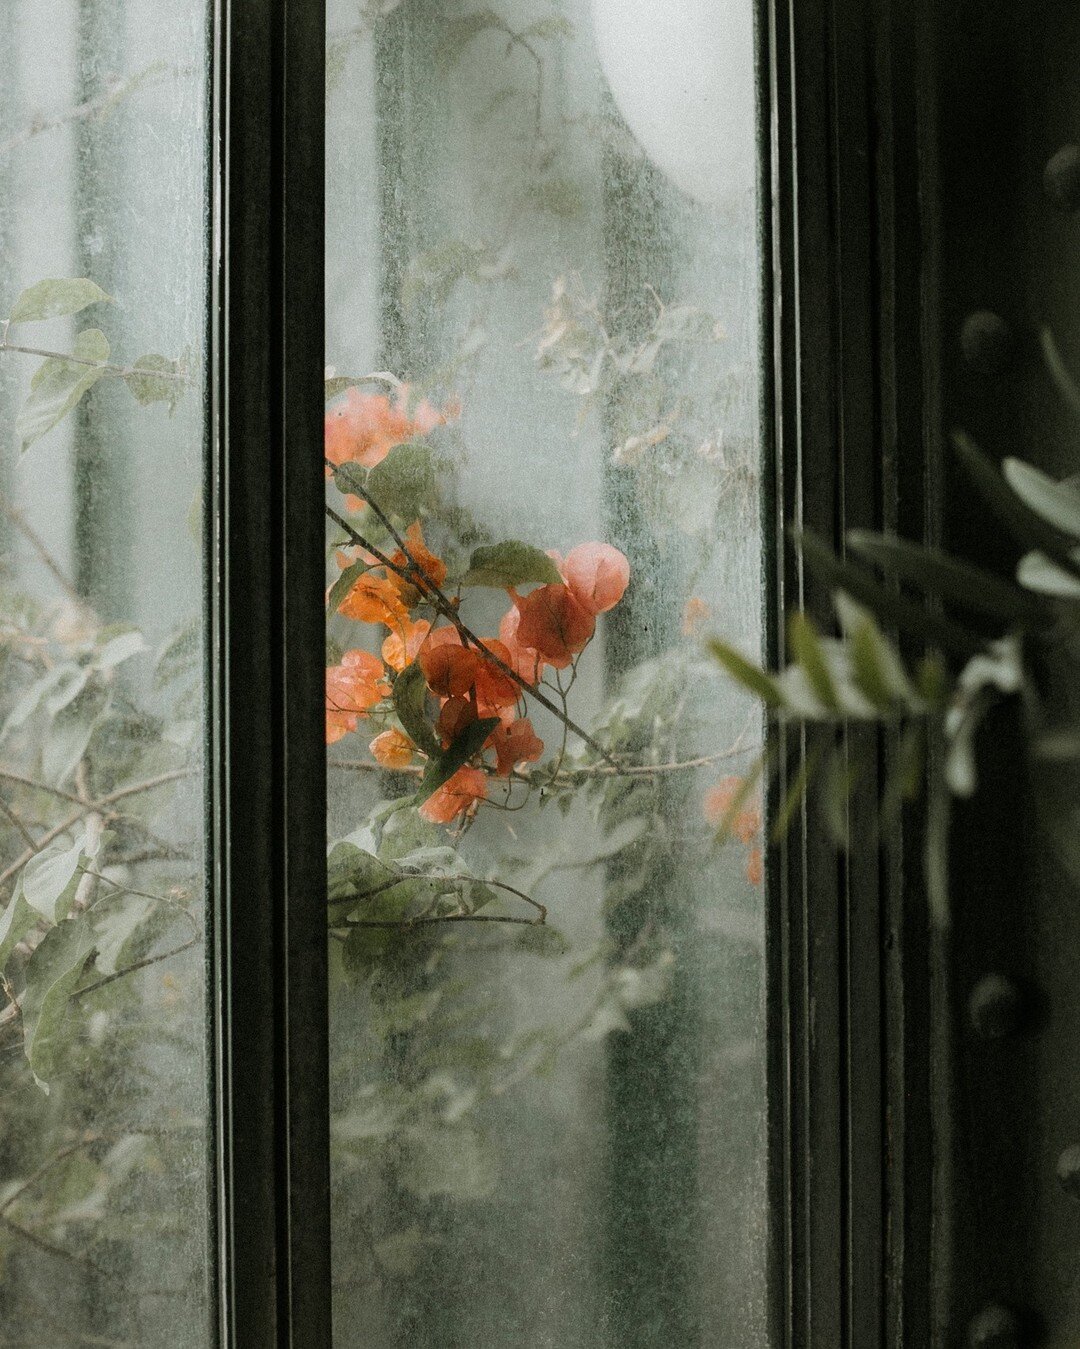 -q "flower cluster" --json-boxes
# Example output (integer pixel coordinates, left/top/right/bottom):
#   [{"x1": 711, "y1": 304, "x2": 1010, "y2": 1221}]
[
  {"x1": 324, "y1": 393, "x2": 630, "y2": 825},
  {"x1": 324, "y1": 384, "x2": 458, "y2": 509}
]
